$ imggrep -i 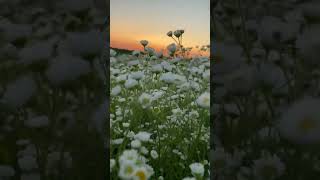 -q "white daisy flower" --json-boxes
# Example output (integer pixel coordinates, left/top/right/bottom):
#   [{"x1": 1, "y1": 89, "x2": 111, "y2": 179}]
[
  {"x1": 118, "y1": 160, "x2": 137, "y2": 179},
  {"x1": 134, "y1": 132, "x2": 152, "y2": 142},
  {"x1": 131, "y1": 140, "x2": 142, "y2": 149},
  {"x1": 196, "y1": 92, "x2": 210, "y2": 108},
  {"x1": 189, "y1": 162, "x2": 205, "y2": 178},
  {"x1": 150, "y1": 150, "x2": 159, "y2": 159},
  {"x1": 111, "y1": 85, "x2": 121, "y2": 96},
  {"x1": 138, "y1": 93, "x2": 153, "y2": 109},
  {"x1": 125, "y1": 78, "x2": 139, "y2": 89},
  {"x1": 278, "y1": 97, "x2": 320, "y2": 144}
]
